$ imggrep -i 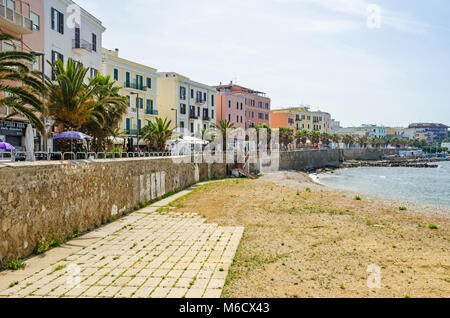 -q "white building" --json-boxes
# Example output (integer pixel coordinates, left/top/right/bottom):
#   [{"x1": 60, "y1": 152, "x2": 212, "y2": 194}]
[{"x1": 44, "y1": 0, "x2": 105, "y2": 79}]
